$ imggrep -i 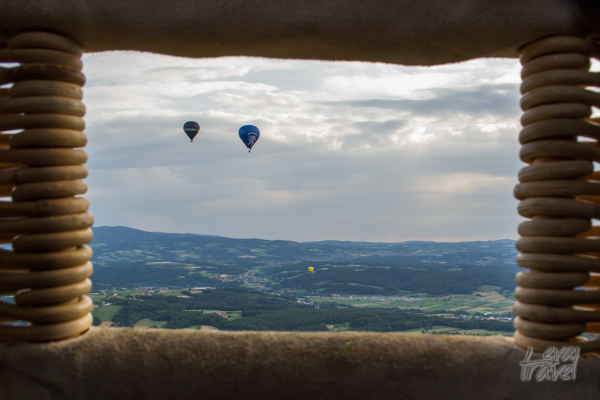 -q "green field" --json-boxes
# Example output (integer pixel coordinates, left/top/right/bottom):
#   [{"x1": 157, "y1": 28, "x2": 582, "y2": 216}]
[
  {"x1": 89, "y1": 294, "x2": 105, "y2": 305},
  {"x1": 330, "y1": 322, "x2": 351, "y2": 331},
  {"x1": 86, "y1": 290, "x2": 512, "y2": 336},
  {"x1": 134, "y1": 319, "x2": 168, "y2": 327},
  {"x1": 469, "y1": 330, "x2": 514, "y2": 337},
  {"x1": 92, "y1": 305, "x2": 123, "y2": 322},
  {"x1": 93, "y1": 289, "x2": 189, "y2": 301},
  {"x1": 91, "y1": 288, "x2": 514, "y2": 336},
  {"x1": 185, "y1": 325, "x2": 221, "y2": 330},
  {"x1": 476, "y1": 285, "x2": 503, "y2": 292},
  {"x1": 311, "y1": 291, "x2": 514, "y2": 315},
  {"x1": 315, "y1": 298, "x2": 383, "y2": 306},
  {"x1": 400, "y1": 326, "x2": 513, "y2": 336}
]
